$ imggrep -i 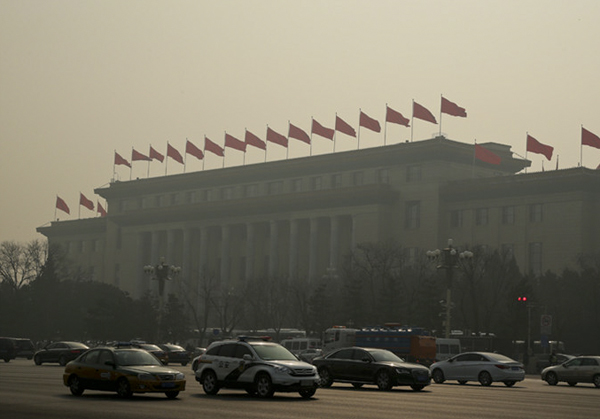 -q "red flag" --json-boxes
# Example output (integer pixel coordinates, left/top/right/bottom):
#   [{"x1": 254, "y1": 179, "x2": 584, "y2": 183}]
[
  {"x1": 582, "y1": 126, "x2": 600, "y2": 149},
  {"x1": 413, "y1": 101, "x2": 437, "y2": 124},
  {"x1": 56, "y1": 196, "x2": 70, "y2": 214},
  {"x1": 386, "y1": 106, "x2": 410, "y2": 127},
  {"x1": 441, "y1": 97, "x2": 467, "y2": 117},
  {"x1": 266, "y1": 127, "x2": 288, "y2": 147},
  {"x1": 186, "y1": 140, "x2": 204, "y2": 160},
  {"x1": 79, "y1": 193, "x2": 94, "y2": 211},
  {"x1": 288, "y1": 123, "x2": 311, "y2": 144},
  {"x1": 167, "y1": 143, "x2": 184, "y2": 164},
  {"x1": 132, "y1": 148, "x2": 151, "y2": 161},
  {"x1": 335, "y1": 116, "x2": 356, "y2": 137},
  {"x1": 475, "y1": 143, "x2": 501, "y2": 165},
  {"x1": 225, "y1": 133, "x2": 247, "y2": 152},
  {"x1": 114, "y1": 151, "x2": 131, "y2": 168},
  {"x1": 359, "y1": 111, "x2": 381, "y2": 132},
  {"x1": 149, "y1": 146, "x2": 164, "y2": 162},
  {"x1": 311, "y1": 119, "x2": 334, "y2": 140},
  {"x1": 526, "y1": 134, "x2": 553, "y2": 161},
  {"x1": 245, "y1": 130, "x2": 266, "y2": 150},
  {"x1": 97, "y1": 201, "x2": 107, "y2": 217},
  {"x1": 205, "y1": 137, "x2": 225, "y2": 156}
]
